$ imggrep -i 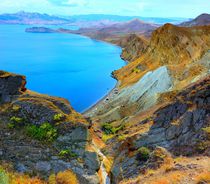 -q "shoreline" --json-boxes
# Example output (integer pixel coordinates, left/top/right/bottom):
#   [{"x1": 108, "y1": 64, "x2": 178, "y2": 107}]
[
  {"x1": 25, "y1": 25, "x2": 127, "y2": 115},
  {"x1": 82, "y1": 81, "x2": 120, "y2": 116}
]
